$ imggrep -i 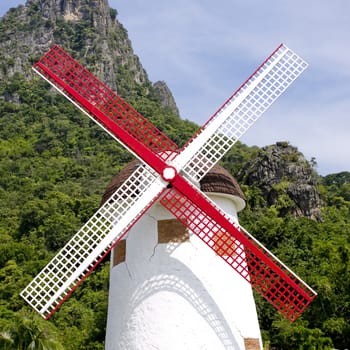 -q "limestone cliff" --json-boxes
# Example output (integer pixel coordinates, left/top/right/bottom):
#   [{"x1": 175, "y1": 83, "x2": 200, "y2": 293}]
[
  {"x1": 153, "y1": 81, "x2": 180, "y2": 117},
  {"x1": 0, "y1": 0, "x2": 148, "y2": 93},
  {"x1": 238, "y1": 141, "x2": 323, "y2": 220}
]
